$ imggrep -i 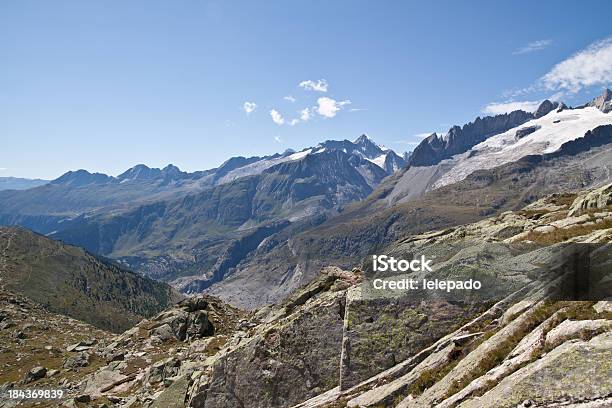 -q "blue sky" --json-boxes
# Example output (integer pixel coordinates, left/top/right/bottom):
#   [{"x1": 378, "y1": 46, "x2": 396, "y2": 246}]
[{"x1": 1, "y1": 1, "x2": 611, "y2": 179}]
